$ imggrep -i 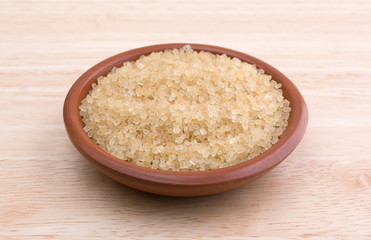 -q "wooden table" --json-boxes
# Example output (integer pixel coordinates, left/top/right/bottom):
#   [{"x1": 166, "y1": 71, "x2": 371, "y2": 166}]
[{"x1": 1, "y1": 1, "x2": 370, "y2": 239}]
